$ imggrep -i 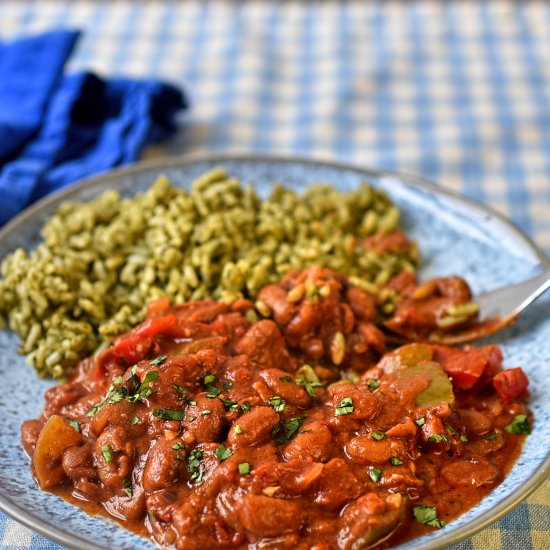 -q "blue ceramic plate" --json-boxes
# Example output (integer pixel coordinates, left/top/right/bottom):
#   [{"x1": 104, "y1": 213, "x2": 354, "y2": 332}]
[{"x1": 0, "y1": 154, "x2": 548, "y2": 550}]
